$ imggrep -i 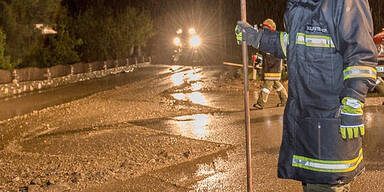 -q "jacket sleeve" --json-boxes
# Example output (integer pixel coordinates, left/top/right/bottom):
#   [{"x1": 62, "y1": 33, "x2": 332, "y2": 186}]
[
  {"x1": 259, "y1": 29, "x2": 287, "y2": 60},
  {"x1": 337, "y1": 0, "x2": 378, "y2": 103}
]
